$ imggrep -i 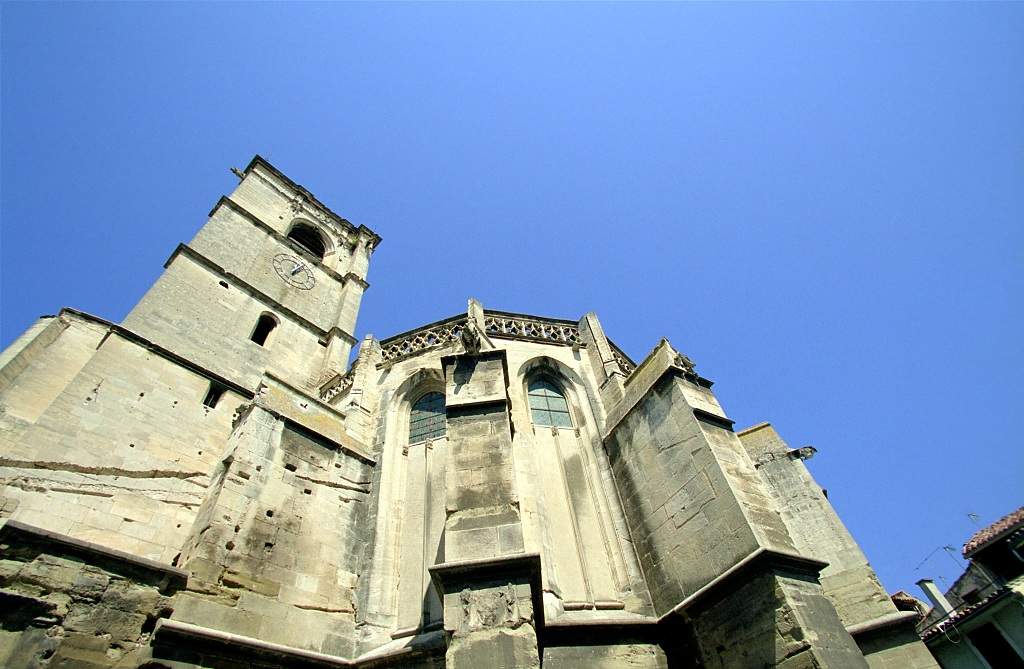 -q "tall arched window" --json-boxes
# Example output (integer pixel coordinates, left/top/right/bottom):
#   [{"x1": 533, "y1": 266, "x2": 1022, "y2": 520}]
[
  {"x1": 527, "y1": 378, "x2": 572, "y2": 427},
  {"x1": 287, "y1": 223, "x2": 326, "y2": 261},
  {"x1": 409, "y1": 392, "x2": 446, "y2": 443},
  {"x1": 250, "y1": 313, "x2": 278, "y2": 346}
]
